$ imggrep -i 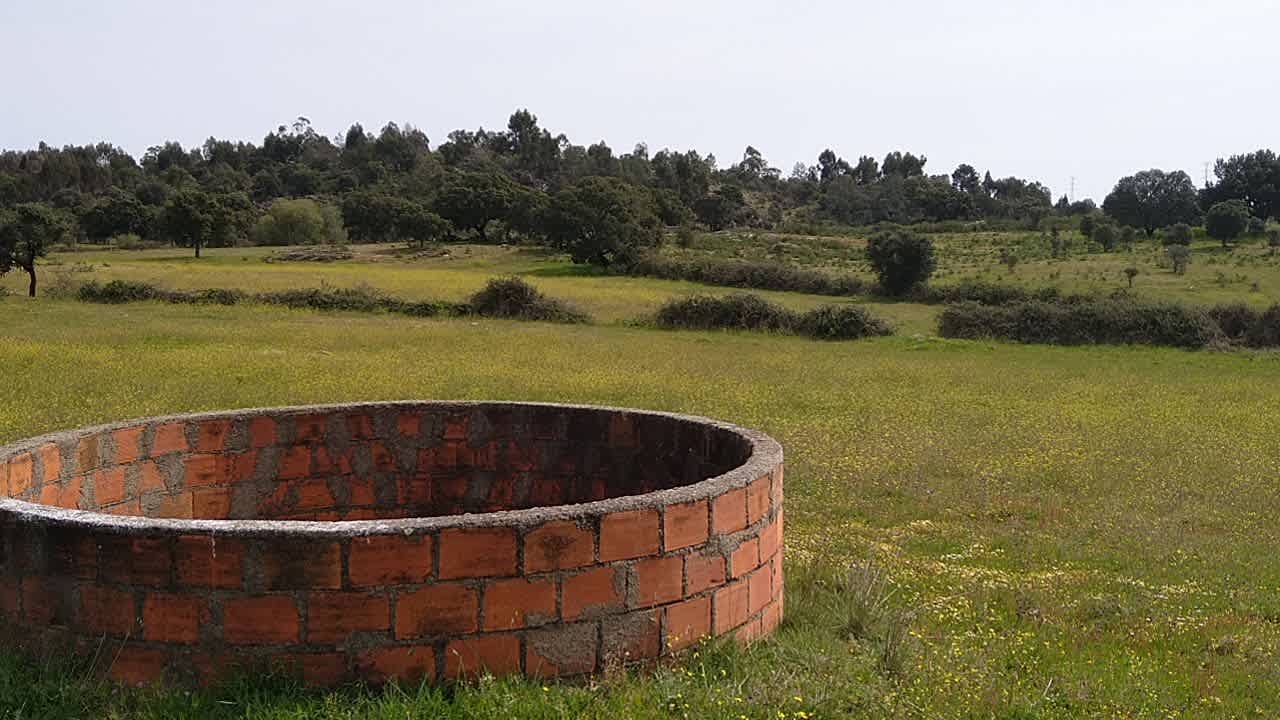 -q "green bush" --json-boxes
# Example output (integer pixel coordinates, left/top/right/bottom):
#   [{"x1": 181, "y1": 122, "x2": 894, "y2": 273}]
[
  {"x1": 865, "y1": 228, "x2": 936, "y2": 296},
  {"x1": 938, "y1": 297, "x2": 1222, "y2": 349},
  {"x1": 796, "y1": 304, "x2": 894, "y2": 340},
  {"x1": 628, "y1": 255, "x2": 868, "y2": 297},
  {"x1": 654, "y1": 293, "x2": 798, "y2": 333},
  {"x1": 466, "y1": 276, "x2": 588, "y2": 323},
  {"x1": 256, "y1": 284, "x2": 392, "y2": 312},
  {"x1": 76, "y1": 279, "x2": 162, "y2": 303}
]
